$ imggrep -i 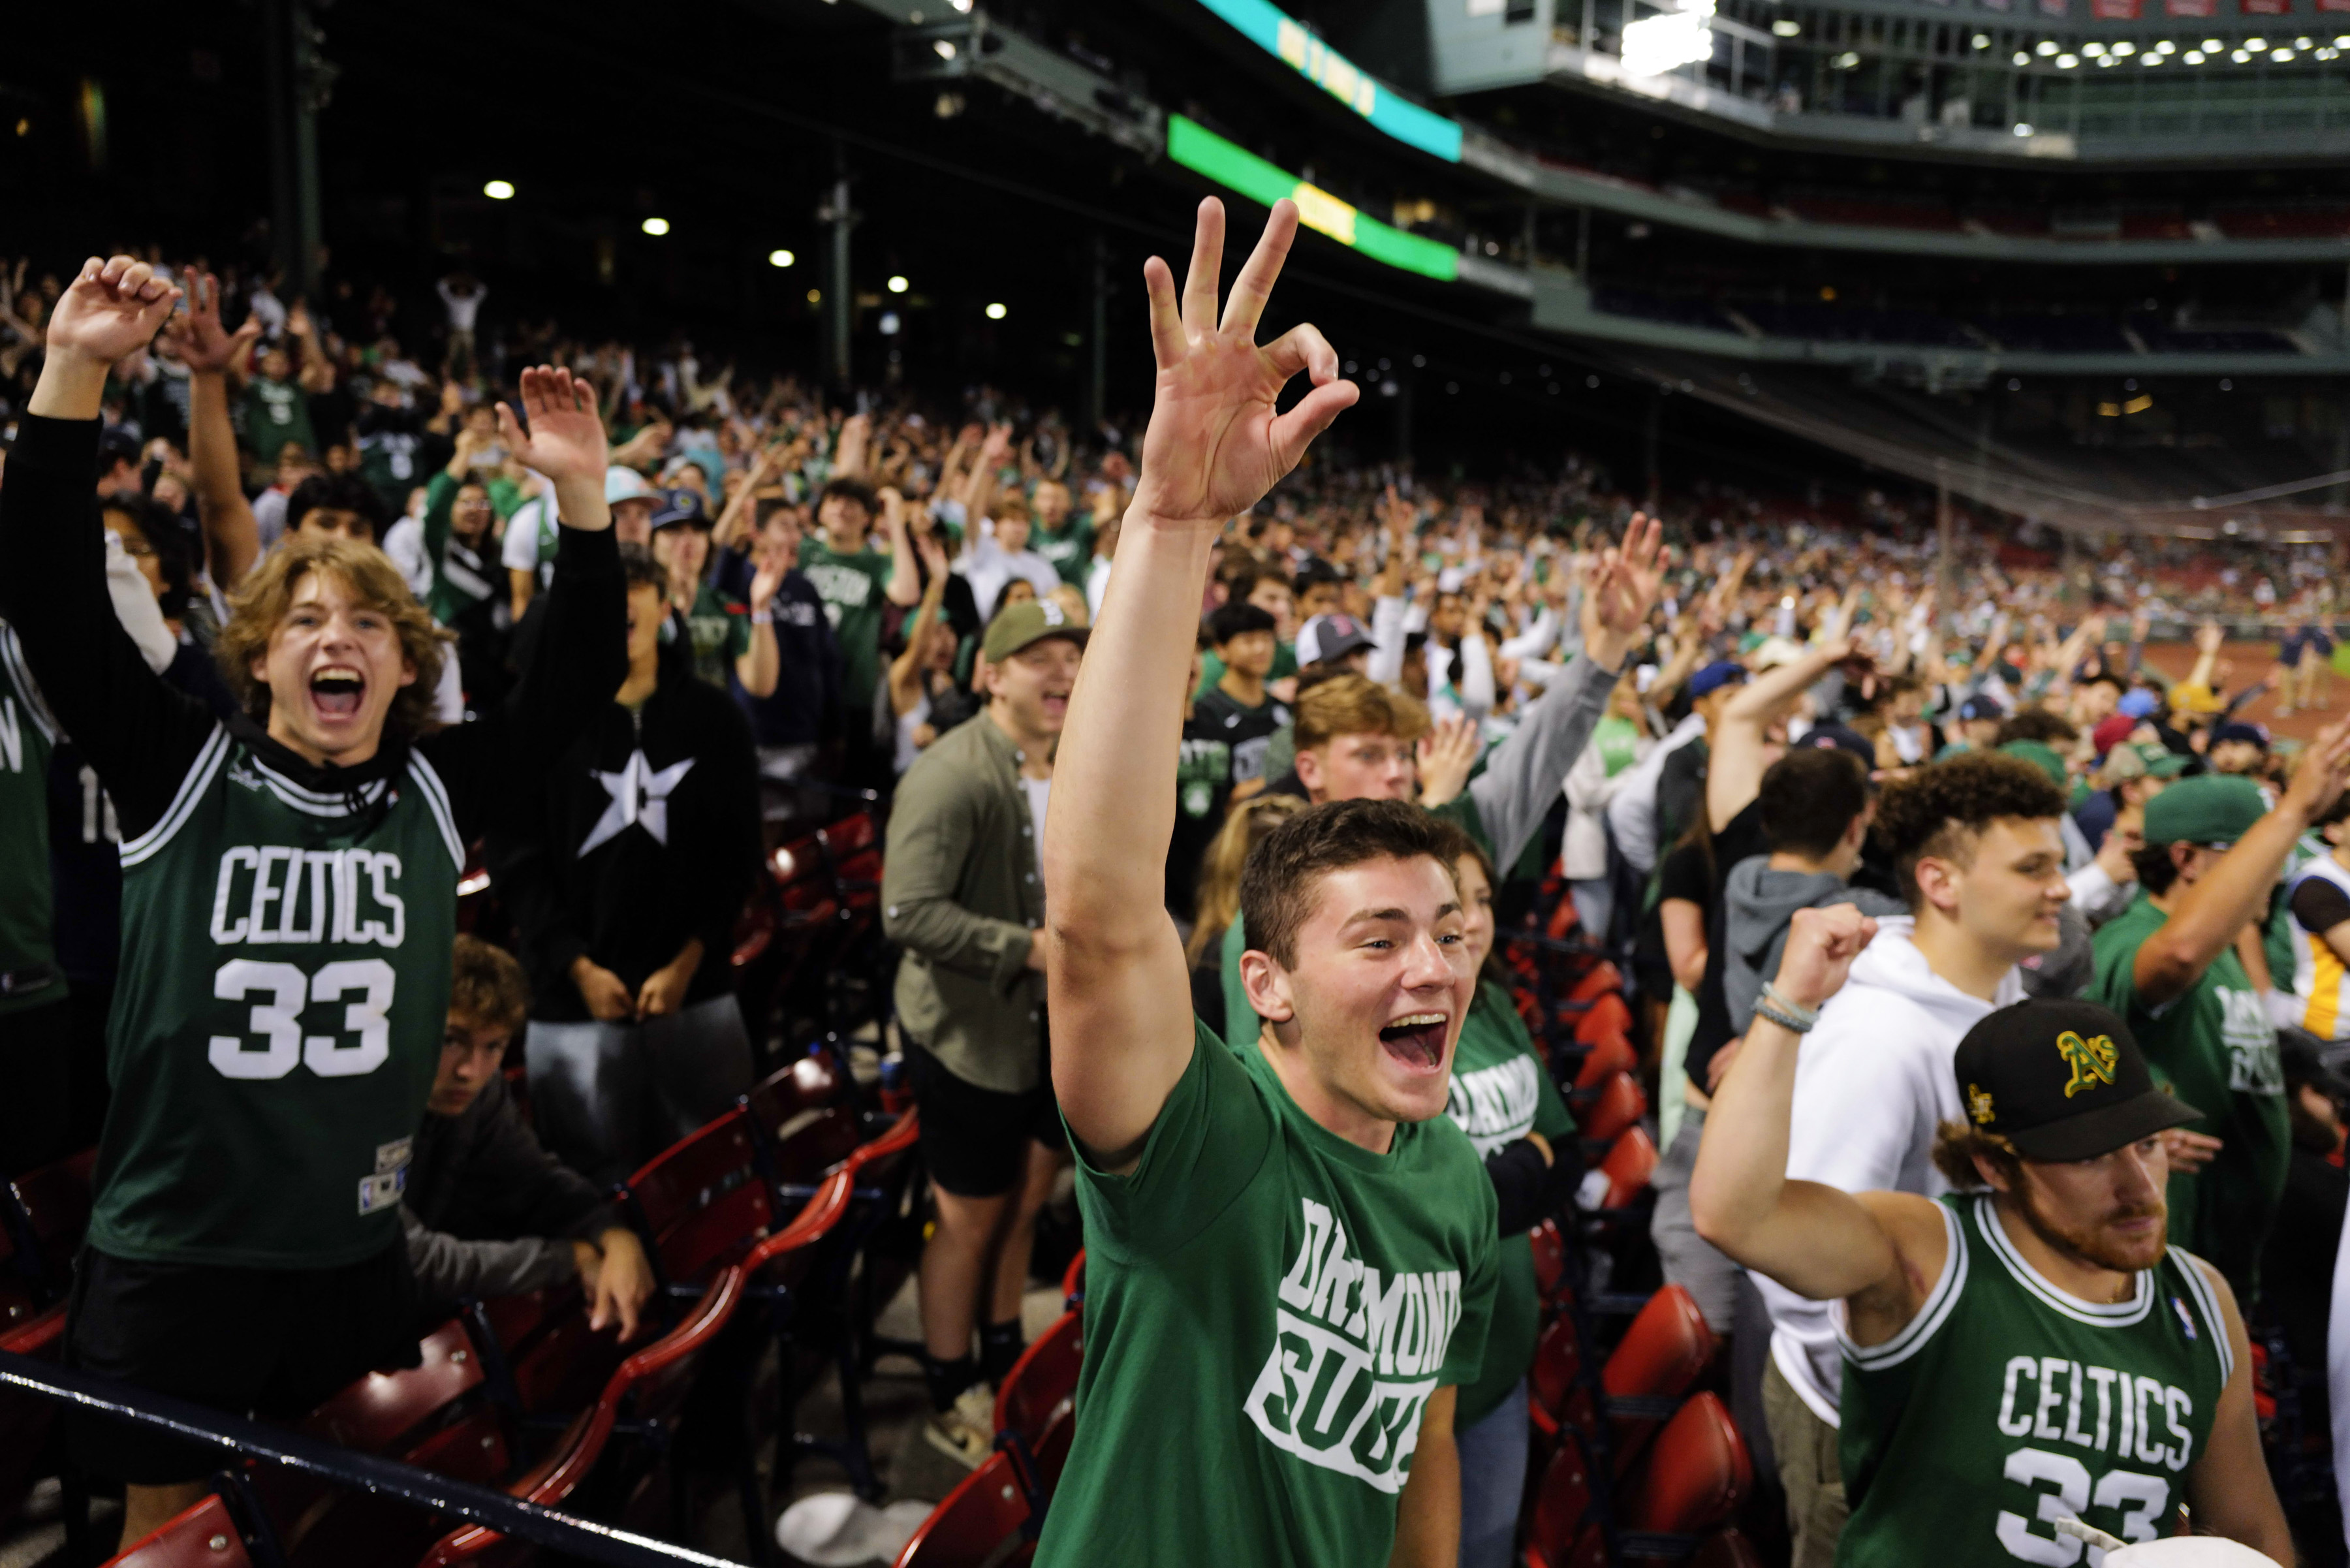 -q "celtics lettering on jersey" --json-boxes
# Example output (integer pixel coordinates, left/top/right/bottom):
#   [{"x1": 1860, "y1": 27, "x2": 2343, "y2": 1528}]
[
  {"x1": 2214, "y1": 985, "x2": 2281, "y2": 1094},
  {"x1": 92, "y1": 727, "x2": 461, "y2": 1266},
  {"x1": 1242, "y1": 1197, "x2": 1465, "y2": 1494}
]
